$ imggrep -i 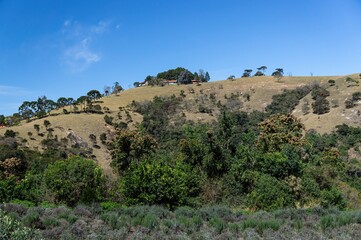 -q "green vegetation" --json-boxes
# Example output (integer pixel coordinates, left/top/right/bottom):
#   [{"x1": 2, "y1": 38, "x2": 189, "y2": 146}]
[
  {"x1": 140, "y1": 67, "x2": 210, "y2": 86},
  {"x1": 1, "y1": 204, "x2": 361, "y2": 239},
  {"x1": 0, "y1": 73, "x2": 361, "y2": 238}
]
